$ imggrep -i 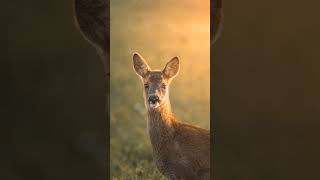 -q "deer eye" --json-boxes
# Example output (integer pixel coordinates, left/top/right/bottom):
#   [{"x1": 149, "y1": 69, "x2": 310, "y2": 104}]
[{"x1": 144, "y1": 83, "x2": 149, "y2": 89}]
